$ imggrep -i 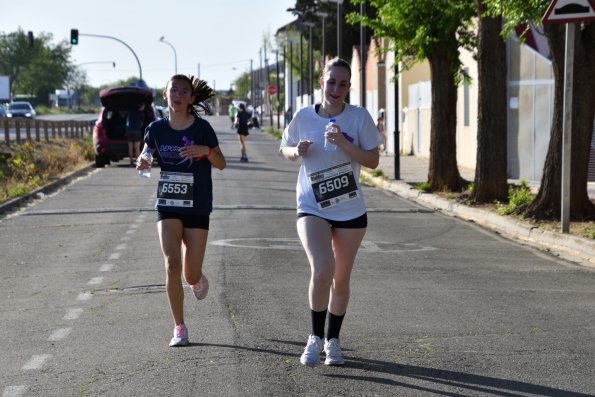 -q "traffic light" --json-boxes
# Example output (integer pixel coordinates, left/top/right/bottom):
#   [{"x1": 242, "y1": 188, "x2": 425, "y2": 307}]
[
  {"x1": 70, "y1": 29, "x2": 79, "y2": 45},
  {"x1": 27, "y1": 31, "x2": 34, "y2": 47}
]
